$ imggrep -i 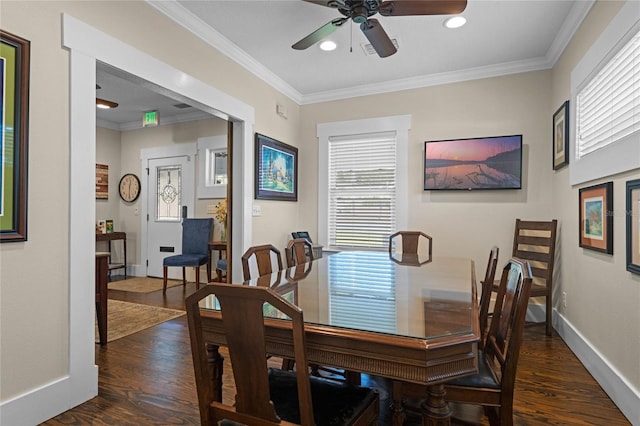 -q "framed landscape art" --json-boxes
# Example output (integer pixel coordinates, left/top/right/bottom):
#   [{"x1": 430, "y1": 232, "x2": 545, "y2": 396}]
[
  {"x1": 424, "y1": 134, "x2": 522, "y2": 190},
  {"x1": 255, "y1": 133, "x2": 298, "y2": 201},
  {"x1": 626, "y1": 179, "x2": 640, "y2": 274},
  {"x1": 0, "y1": 30, "x2": 30, "y2": 242},
  {"x1": 553, "y1": 100, "x2": 569, "y2": 170},
  {"x1": 579, "y1": 182, "x2": 613, "y2": 254}
]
